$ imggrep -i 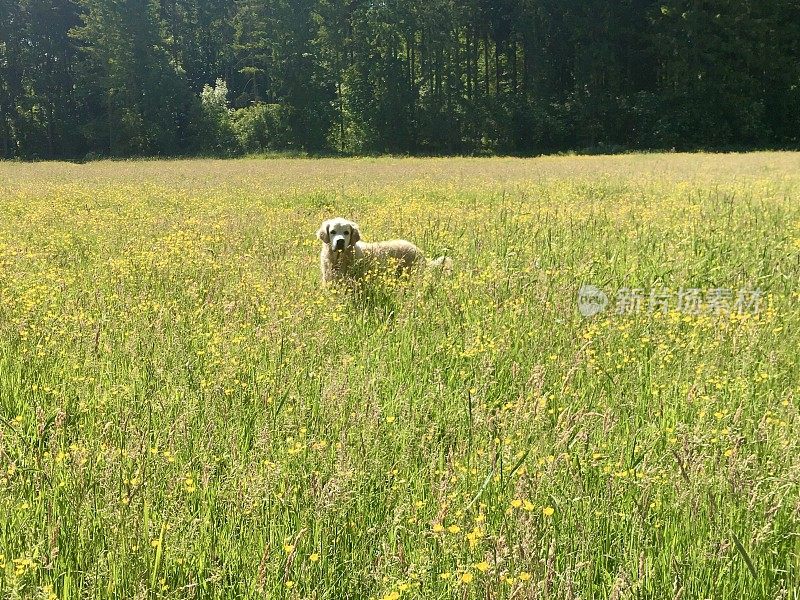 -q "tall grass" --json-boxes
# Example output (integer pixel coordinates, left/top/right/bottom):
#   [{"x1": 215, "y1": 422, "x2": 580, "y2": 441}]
[{"x1": 0, "y1": 154, "x2": 799, "y2": 599}]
